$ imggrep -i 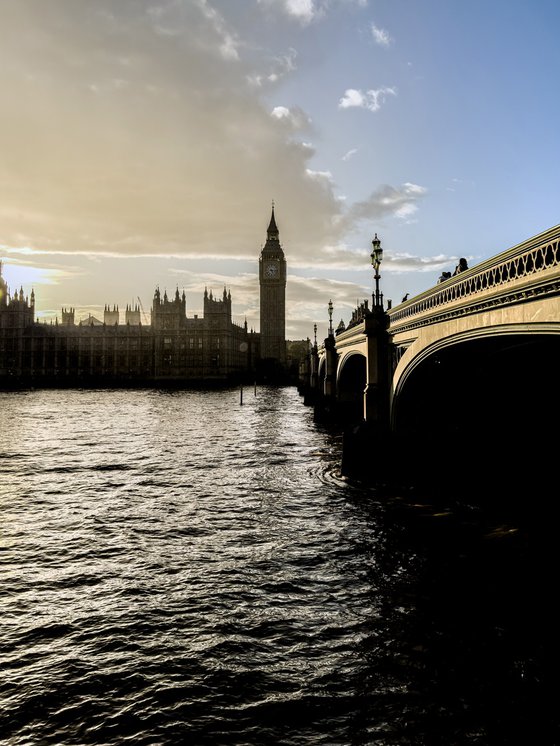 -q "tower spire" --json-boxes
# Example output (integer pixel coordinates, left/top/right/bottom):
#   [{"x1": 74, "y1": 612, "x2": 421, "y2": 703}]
[{"x1": 267, "y1": 201, "x2": 279, "y2": 241}]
